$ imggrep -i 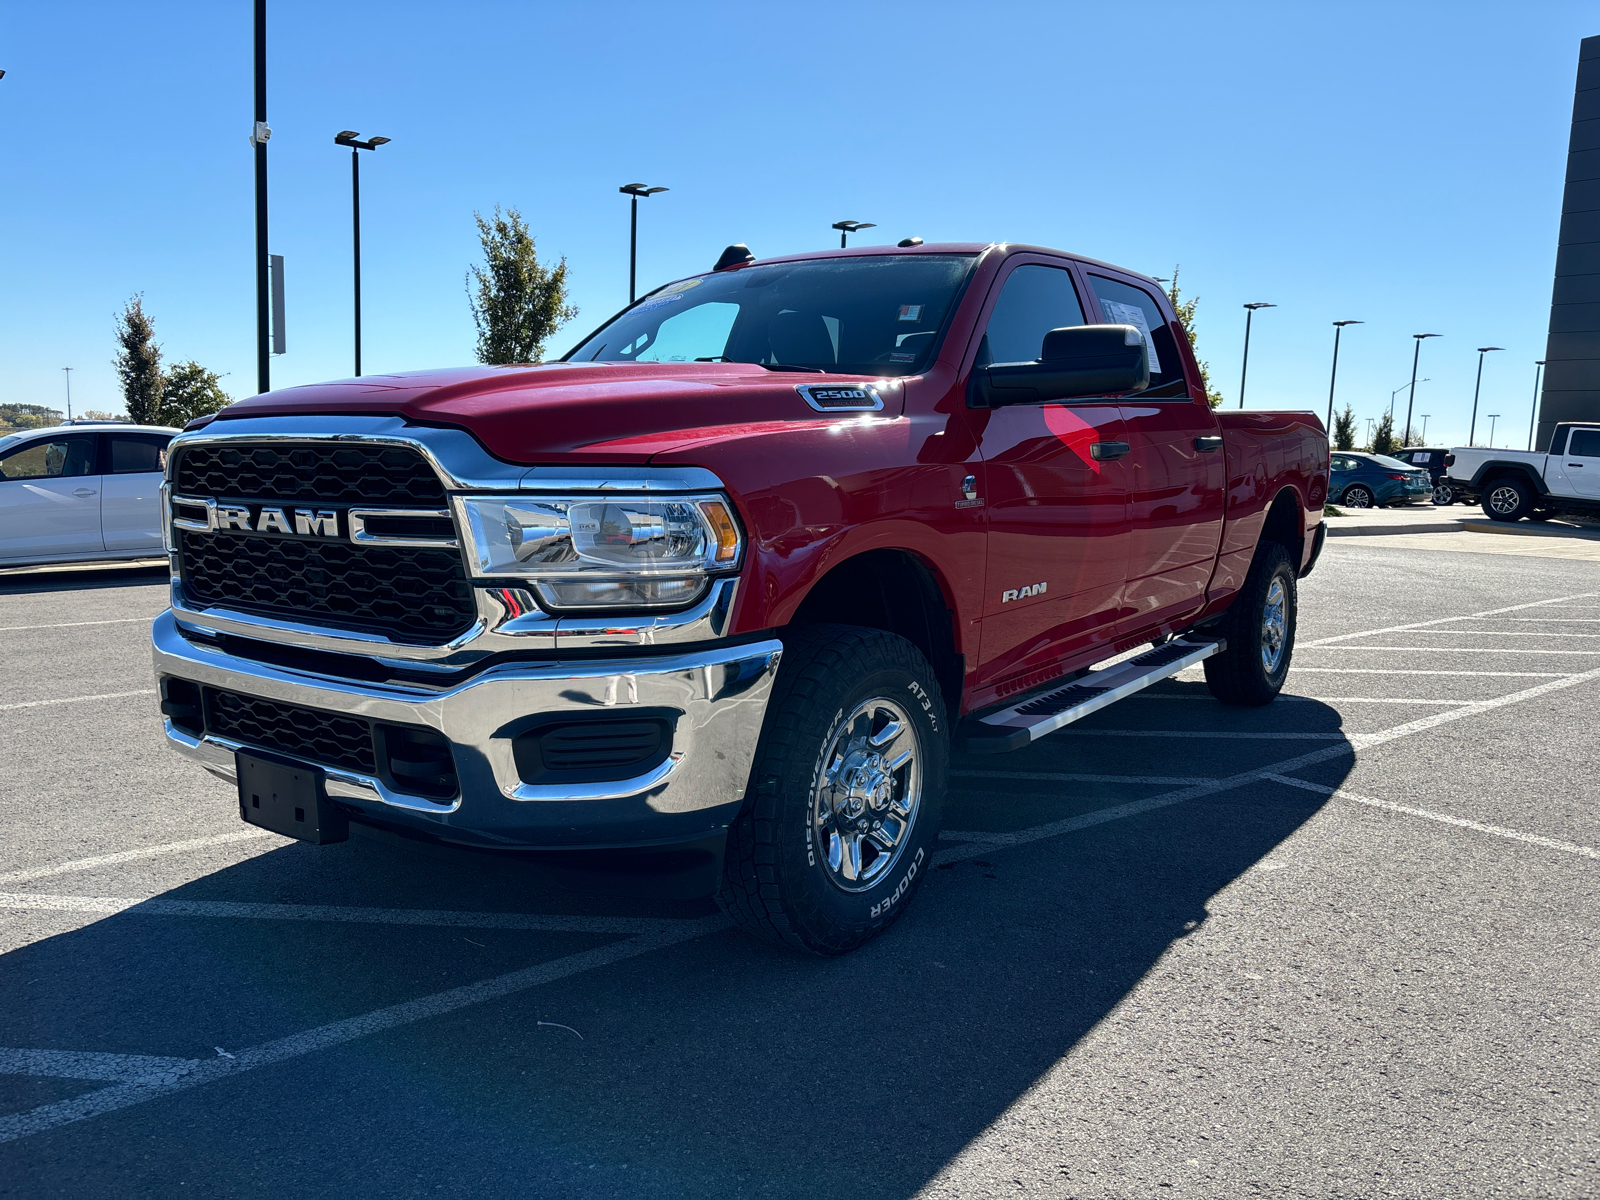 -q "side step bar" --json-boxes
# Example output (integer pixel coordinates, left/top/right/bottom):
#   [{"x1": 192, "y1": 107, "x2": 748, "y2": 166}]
[{"x1": 960, "y1": 637, "x2": 1225, "y2": 754}]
